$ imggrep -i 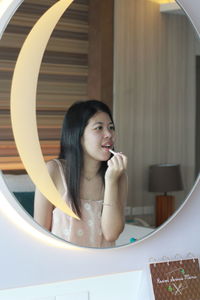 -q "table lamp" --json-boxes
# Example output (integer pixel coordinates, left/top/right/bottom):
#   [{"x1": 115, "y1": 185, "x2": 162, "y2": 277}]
[{"x1": 149, "y1": 164, "x2": 183, "y2": 227}]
